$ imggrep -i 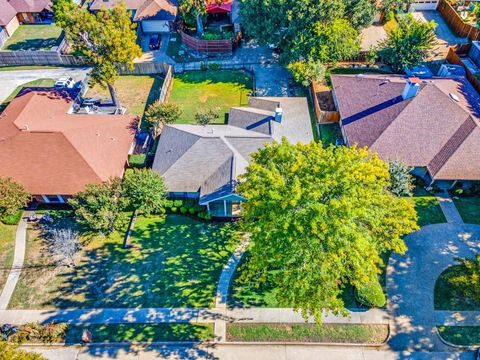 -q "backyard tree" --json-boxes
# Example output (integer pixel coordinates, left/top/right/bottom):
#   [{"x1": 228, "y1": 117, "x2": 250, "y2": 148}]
[
  {"x1": 53, "y1": 0, "x2": 142, "y2": 110},
  {"x1": 0, "y1": 177, "x2": 30, "y2": 218},
  {"x1": 123, "y1": 169, "x2": 167, "y2": 215},
  {"x1": 46, "y1": 228, "x2": 80, "y2": 267},
  {"x1": 195, "y1": 109, "x2": 220, "y2": 126},
  {"x1": 378, "y1": 14, "x2": 436, "y2": 73},
  {"x1": 144, "y1": 102, "x2": 182, "y2": 138},
  {"x1": 388, "y1": 160, "x2": 414, "y2": 197},
  {"x1": 68, "y1": 178, "x2": 128, "y2": 234},
  {"x1": 344, "y1": 0, "x2": 377, "y2": 29},
  {"x1": 237, "y1": 140, "x2": 418, "y2": 321},
  {"x1": 288, "y1": 59, "x2": 326, "y2": 86}
]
